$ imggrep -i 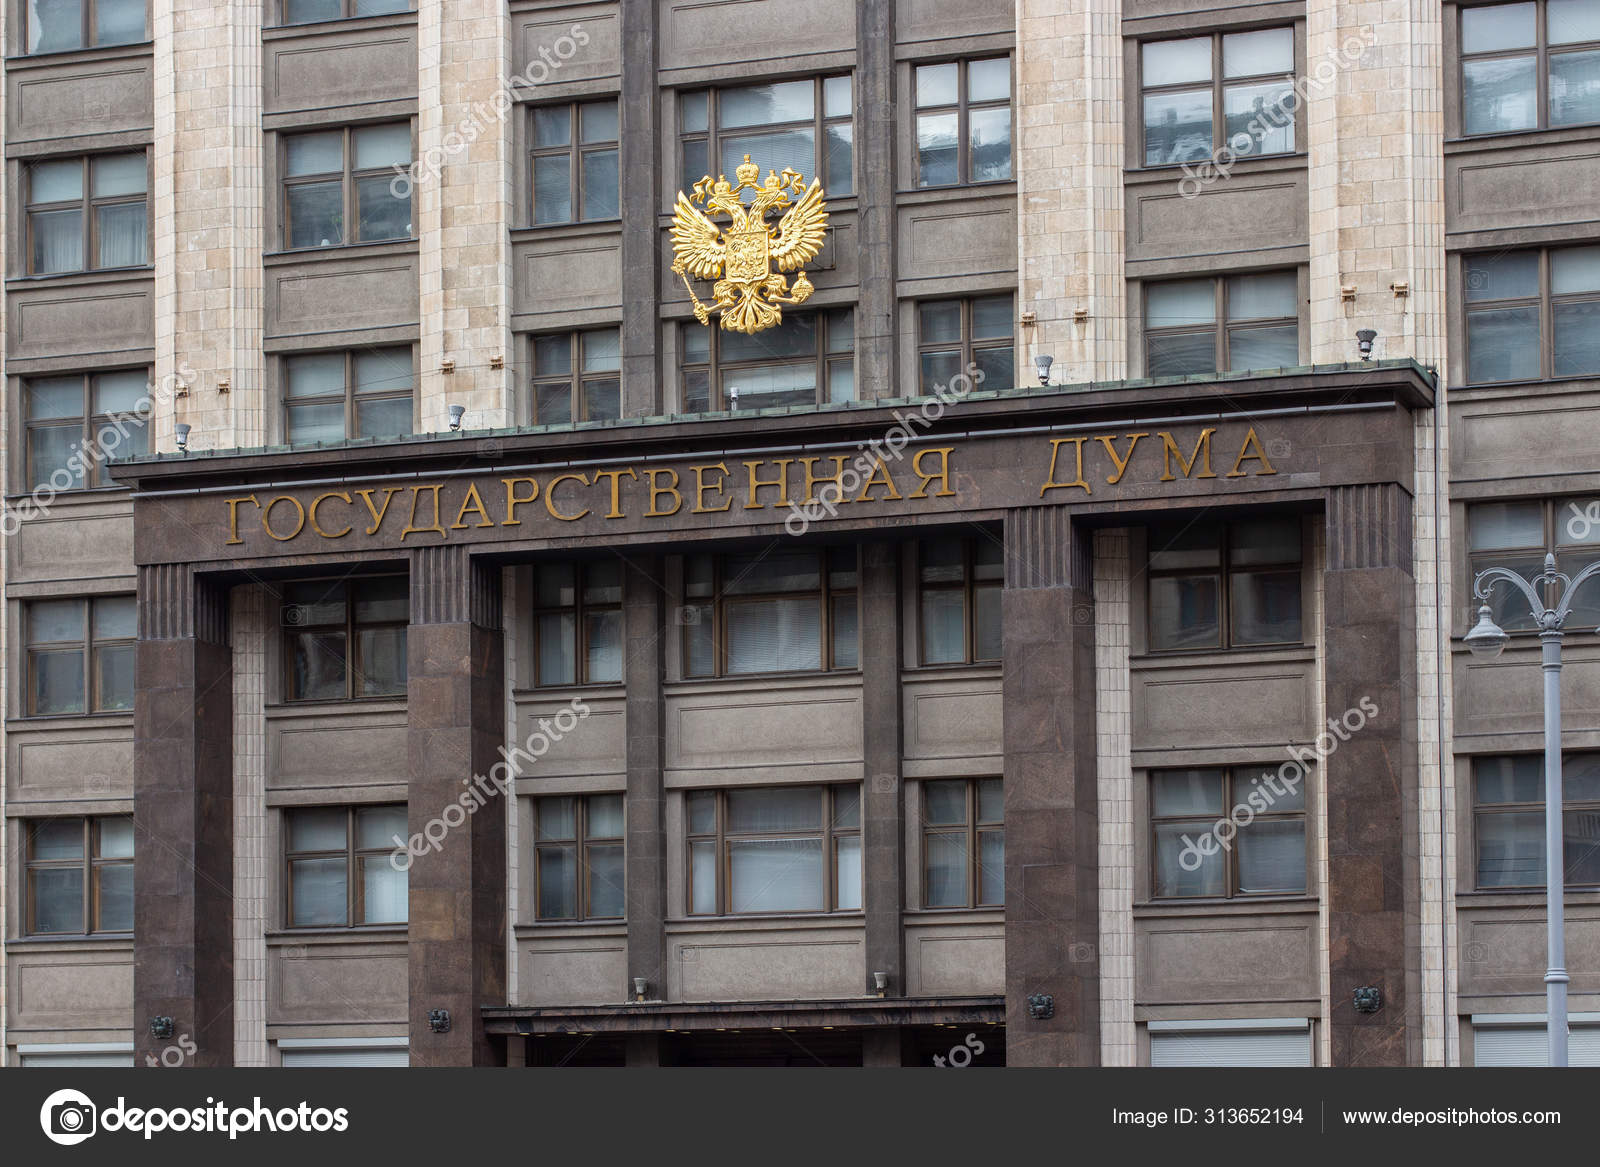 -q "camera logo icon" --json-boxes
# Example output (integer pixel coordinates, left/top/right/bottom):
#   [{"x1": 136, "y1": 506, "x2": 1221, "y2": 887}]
[{"x1": 40, "y1": 1088, "x2": 97, "y2": 1146}]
